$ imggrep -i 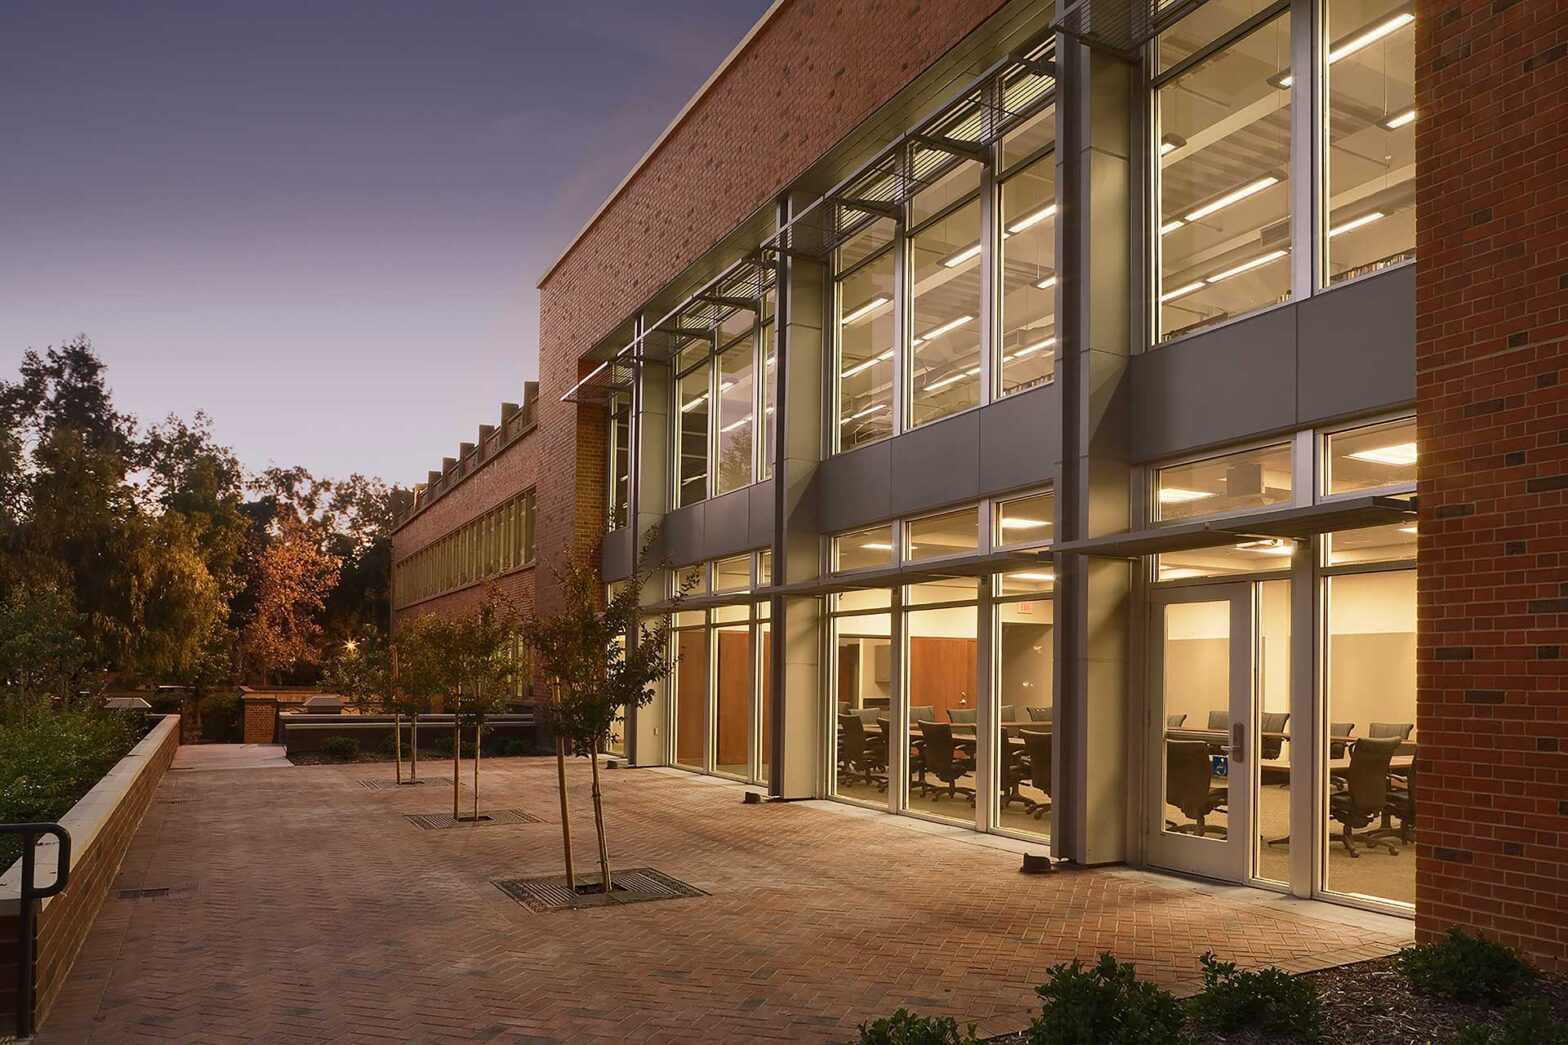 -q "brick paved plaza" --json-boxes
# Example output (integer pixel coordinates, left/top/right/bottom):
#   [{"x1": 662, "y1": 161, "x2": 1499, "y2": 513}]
[{"x1": 37, "y1": 748, "x2": 1413, "y2": 1043}]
